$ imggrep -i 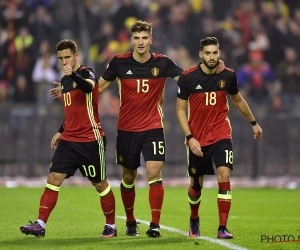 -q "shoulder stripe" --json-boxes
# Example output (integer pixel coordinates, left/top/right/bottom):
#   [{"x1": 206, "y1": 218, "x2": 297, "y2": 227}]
[
  {"x1": 152, "y1": 53, "x2": 166, "y2": 58},
  {"x1": 182, "y1": 65, "x2": 198, "y2": 75},
  {"x1": 117, "y1": 52, "x2": 131, "y2": 58},
  {"x1": 224, "y1": 67, "x2": 235, "y2": 72}
]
